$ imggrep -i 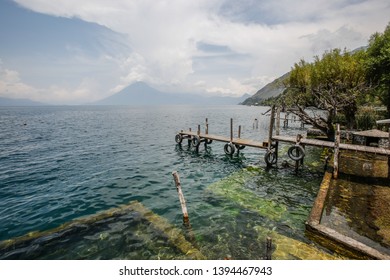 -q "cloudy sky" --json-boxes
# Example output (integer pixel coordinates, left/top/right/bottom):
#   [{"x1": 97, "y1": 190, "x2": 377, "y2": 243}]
[{"x1": 0, "y1": 0, "x2": 389, "y2": 104}]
